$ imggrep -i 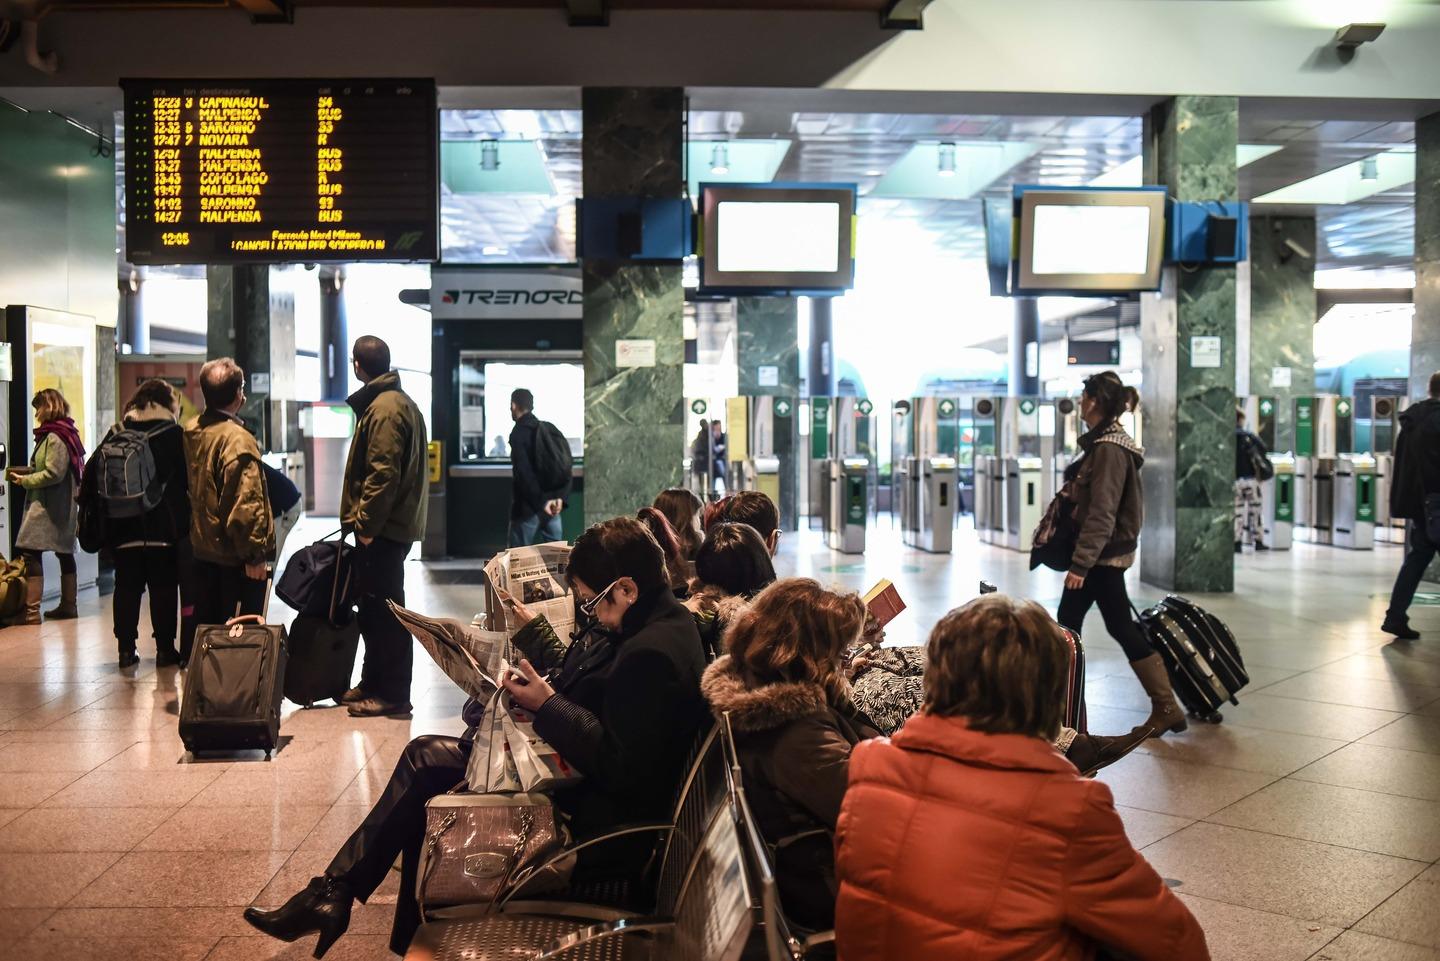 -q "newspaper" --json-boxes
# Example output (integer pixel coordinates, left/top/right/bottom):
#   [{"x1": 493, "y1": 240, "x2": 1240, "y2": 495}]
[
  {"x1": 388, "y1": 601, "x2": 514, "y2": 699},
  {"x1": 482, "y1": 541, "x2": 575, "y2": 641}
]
